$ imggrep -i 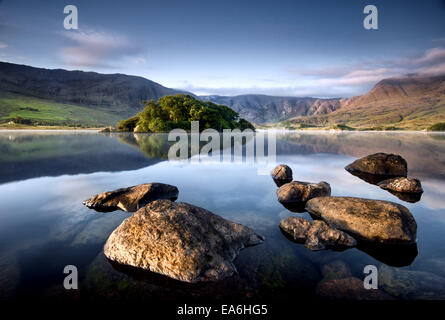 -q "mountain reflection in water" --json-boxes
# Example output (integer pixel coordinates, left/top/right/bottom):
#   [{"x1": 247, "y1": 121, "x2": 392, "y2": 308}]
[{"x1": 0, "y1": 130, "x2": 445, "y2": 301}]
